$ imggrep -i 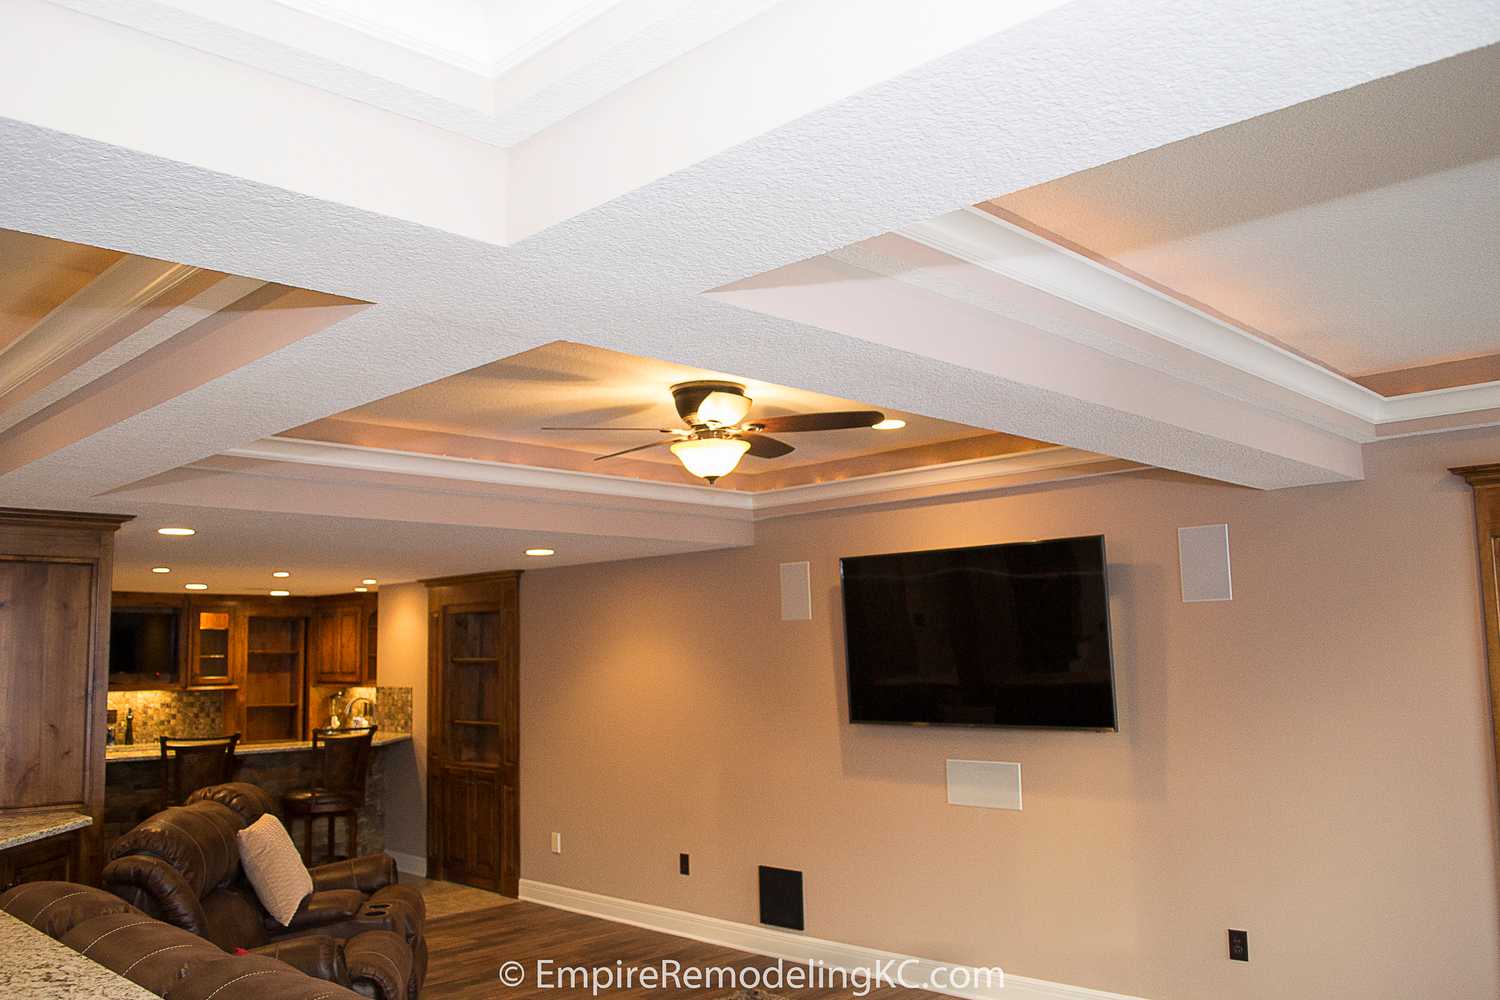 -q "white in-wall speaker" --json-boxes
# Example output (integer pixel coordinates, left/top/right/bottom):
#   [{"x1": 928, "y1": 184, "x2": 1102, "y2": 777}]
[
  {"x1": 1178, "y1": 523, "x2": 1232, "y2": 602},
  {"x1": 946, "y1": 759, "x2": 1022, "y2": 810},
  {"x1": 779, "y1": 561, "x2": 811, "y2": 620}
]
